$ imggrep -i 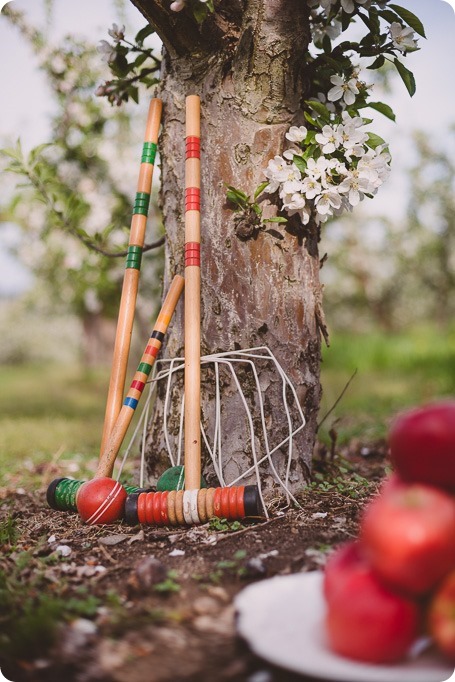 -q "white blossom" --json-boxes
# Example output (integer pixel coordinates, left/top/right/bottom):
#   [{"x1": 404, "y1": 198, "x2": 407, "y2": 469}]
[
  {"x1": 108, "y1": 23, "x2": 125, "y2": 42},
  {"x1": 338, "y1": 121, "x2": 368, "y2": 150},
  {"x1": 282, "y1": 192, "x2": 306, "y2": 211},
  {"x1": 389, "y1": 22, "x2": 418, "y2": 53},
  {"x1": 341, "y1": 111, "x2": 365, "y2": 128},
  {"x1": 341, "y1": 0, "x2": 369, "y2": 14},
  {"x1": 338, "y1": 173, "x2": 371, "y2": 206},
  {"x1": 279, "y1": 164, "x2": 303, "y2": 194},
  {"x1": 264, "y1": 156, "x2": 287, "y2": 192},
  {"x1": 315, "y1": 124, "x2": 343, "y2": 154},
  {"x1": 283, "y1": 147, "x2": 301, "y2": 161},
  {"x1": 312, "y1": 18, "x2": 342, "y2": 44},
  {"x1": 358, "y1": 145, "x2": 391, "y2": 187},
  {"x1": 315, "y1": 189, "x2": 342, "y2": 215},
  {"x1": 328, "y1": 75, "x2": 359, "y2": 106},
  {"x1": 306, "y1": 156, "x2": 330, "y2": 185},
  {"x1": 301, "y1": 177, "x2": 322, "y2": 200},
  {"x1": 285, "y1": 126, "x2": 308, "y2": 143},
  {"x1": 97, "y1": 40, "x2": 116, "y2": 64}
]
